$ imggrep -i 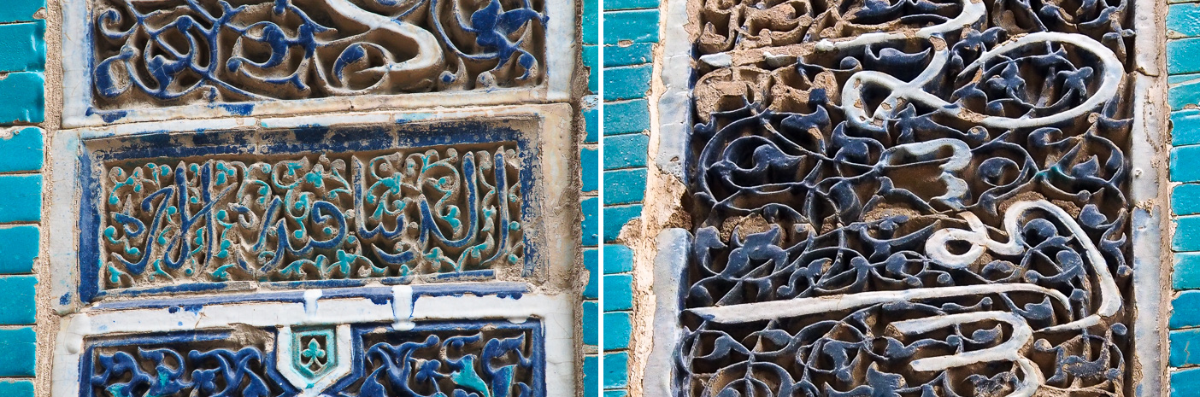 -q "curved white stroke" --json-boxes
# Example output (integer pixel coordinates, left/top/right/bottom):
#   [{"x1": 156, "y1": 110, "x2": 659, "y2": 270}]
[{"x1": 892, "y1": 311, "x2": 1044, "y2": 397}]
